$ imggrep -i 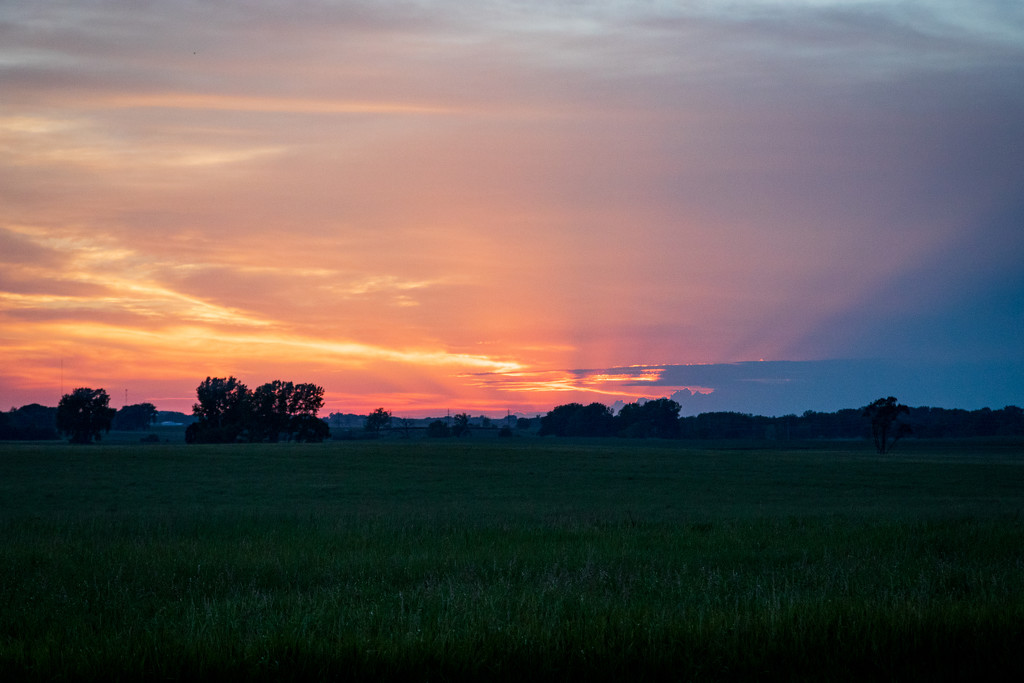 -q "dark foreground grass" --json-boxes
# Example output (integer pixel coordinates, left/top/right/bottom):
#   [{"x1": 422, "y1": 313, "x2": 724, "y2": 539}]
[{"x1": 1, "y1": 439, "x2": 1022, "y2": 681}]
